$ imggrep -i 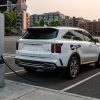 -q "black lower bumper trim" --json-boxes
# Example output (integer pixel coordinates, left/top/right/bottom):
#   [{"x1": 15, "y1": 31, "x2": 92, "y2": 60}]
[{"x1": 15, "y1": 59, "x2": 58, "y2": 70}]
